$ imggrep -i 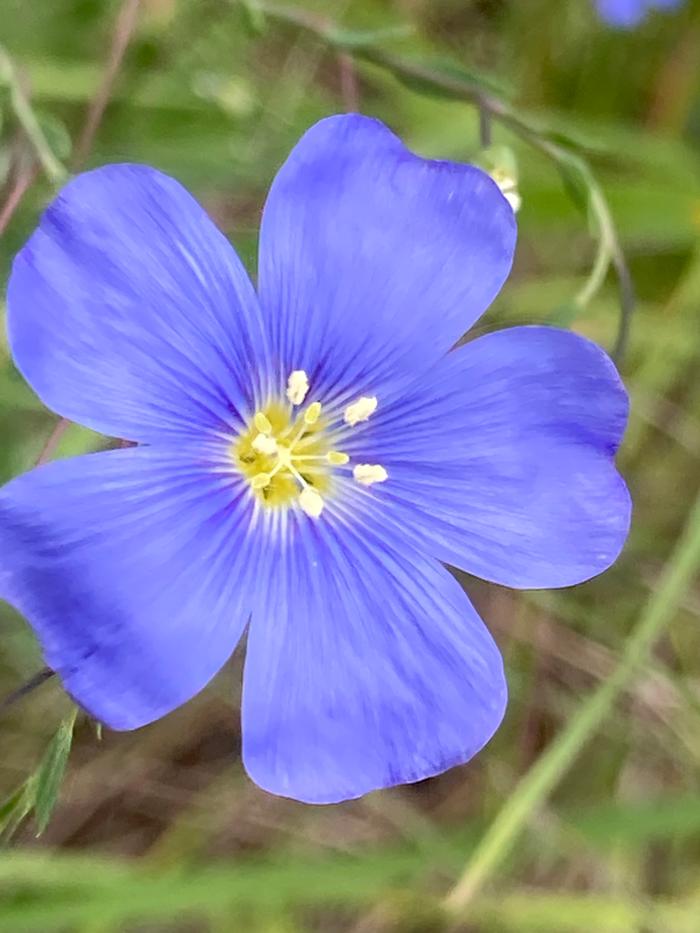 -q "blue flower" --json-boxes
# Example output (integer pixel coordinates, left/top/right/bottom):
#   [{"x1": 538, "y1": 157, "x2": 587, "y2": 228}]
[
  {"x1": 0, "y1": 115, "x2": 630, "y2": 803},
  {"x1": 596, "y1": 0, "x2": 683, "y2": 28}
]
